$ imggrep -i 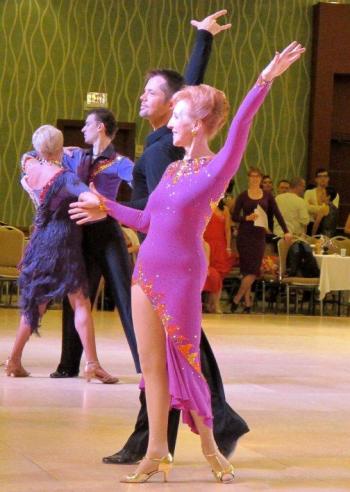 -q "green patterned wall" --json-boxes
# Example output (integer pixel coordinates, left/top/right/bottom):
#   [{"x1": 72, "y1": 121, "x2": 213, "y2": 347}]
[{"x1": 0, "y1": 0, "x2": 349, "y2": 226}]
